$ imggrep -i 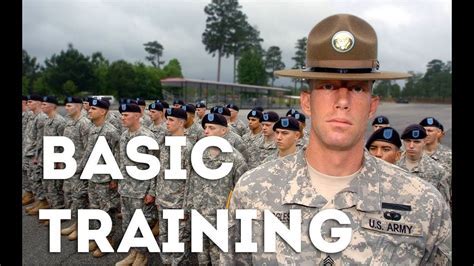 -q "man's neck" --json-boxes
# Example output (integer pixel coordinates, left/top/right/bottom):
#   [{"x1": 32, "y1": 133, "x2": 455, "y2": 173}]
[
  {"x1": 251, "y1": 127, "x2": 262, "y2": 135},
  {"x1": 93, "y1": 116, "x2": 106, "y2": 127},
  {"x1": 279, "y1": 145, "x2": 296, "y2": 157},
  {"x1": 71, "y1": 111, "x2": 81, "y2": 120},
  {"x1": 406, "y1": 154, "x2": 422, "y2": 164},
  {"x1": 305, "y1": 134, "x2": 364, "y2": 176},
  {"x1": 171, "y1": 128, "x2": 184, "y2": 136},
  {"x1": 153, "y1": 118, "x2": 163, "y2": 126},
  {"x1": 230, "y1": 116, "x2": 237, "y2": 123},
  {"x1": 128, "y1": 123, "x2": 141, "y2": 133},
  {"x1": 424, "y1": 141, "x2": 438, "y2": 154},
  {"x1": 264, "y1": 134, "x2": 275, "y2": 142},
  {"x1": 47, "y1": 111, "x2": 56, "y2": 119}
]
